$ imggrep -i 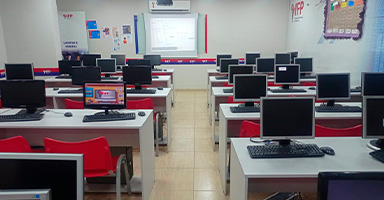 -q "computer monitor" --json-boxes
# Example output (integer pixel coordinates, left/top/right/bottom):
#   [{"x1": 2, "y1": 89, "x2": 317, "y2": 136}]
[
  {"x1": 363, "y1": 96, "x2": 384, "y2": 150},
  {"x1": 245, "y1": 52, "x2": 261, "y2": 65},
  {"x1": 233, "y1": 74, "x2": 267, "y2": 107},
  {"x1": 58, "y1": 60, "x2": 81, "y2": 76},
  {"x1": 318, "y1": 172, "x2": 384, "y2": 200},
  {"x1": 96, "y1": 58, "x2": 116, "y2": 77},
  {"x1": 260, "y1": 97, "x2": 315, "y2": 145},
  {"x1": 362, "y1": 72, "x2": 384, "y2": 96},
  {"x1": 220, "y1": 58, "x2": 239, "y2": 74},
  {"x1": 294, "y1": 57, "x2": 313, "y2": 73},
  {"x1": 122, "y1": 65, "x2": 152, "y2": 90},
  {"x1": 0, "y1": 189, "x2": 51, "y2": 200},
  {"x1": 84, "y1": 82, "x2": 127, "y2": 115},
  {"x1": 275, "y1": 53, "x2": 291, "y2": 64},
  {"x1": 289, "y1": 51, "x2": 298, "y2": 63},
  {"x1": 256, "y1": 58, "x2": 275, "y2": 73},
  {"x1": 71, "y1": 66, "x2": 101, "y2": 86},
  {"x1": 228, "y1": 65, "x2": 254, "y2": 85},
  {"x1": 0, "y1": 153, "x2": 83, "y2": 200},
  {"x1": 111, "y1": 54, "x2": 126, "y2": 66},
  {"x1": 143, "y1": 55, "x2": 161, "y2": 68},
  {"x1": 5, "y1": 63, "x2": 34, "y2": 80},
  {"x1": 316, "y1": 73, "x2": 350, "y2": 106},
  {"x1": 216, "y1": 54, "x2": 232, "y2": 67},
  {"x1": 127, "y1": 59, "x2": 151, "y2": 66},
  {"x1": 1, "y1": 80, "x2": 46, "y2": 115},
  {"x1": 82, "y1": 54, "x2": 101, "y2": 66},
  {"x1": 274, "y1": 64, "x2": 300, "y2": 89}
]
